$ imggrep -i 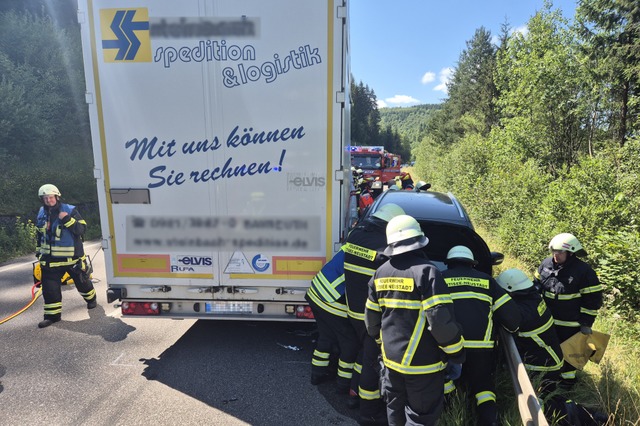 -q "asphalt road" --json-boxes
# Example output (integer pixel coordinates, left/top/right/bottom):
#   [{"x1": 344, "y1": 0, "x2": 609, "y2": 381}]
[{"x1": 0, "y1": 243, "x2": 359, "y2": 426}]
